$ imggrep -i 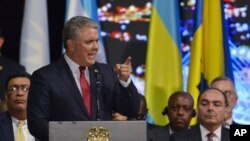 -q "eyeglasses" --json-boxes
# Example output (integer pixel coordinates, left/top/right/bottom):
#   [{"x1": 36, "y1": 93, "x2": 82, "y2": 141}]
[{"x1": 7, "y1": 85, "x2": 29, "y2": 94}]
